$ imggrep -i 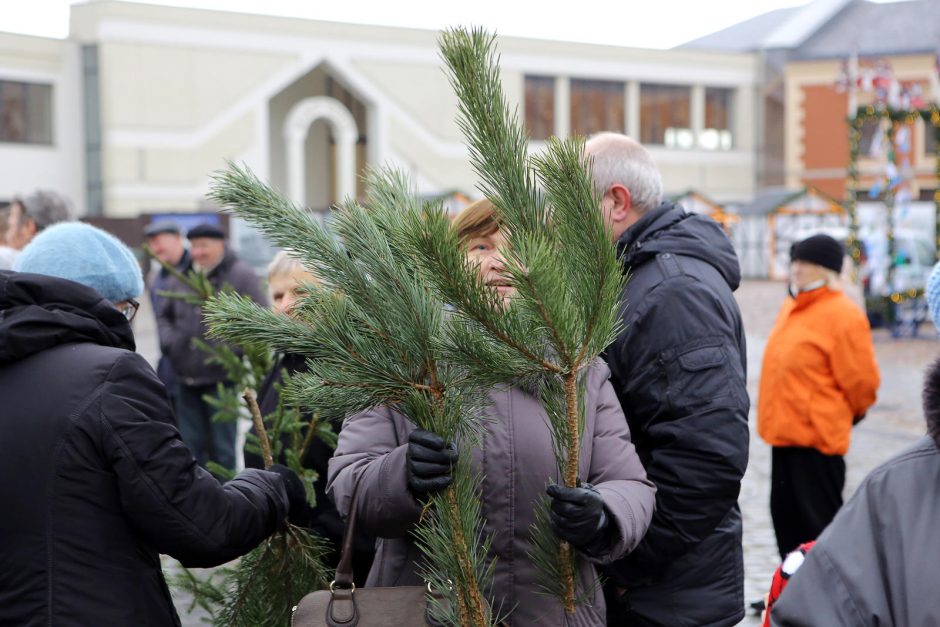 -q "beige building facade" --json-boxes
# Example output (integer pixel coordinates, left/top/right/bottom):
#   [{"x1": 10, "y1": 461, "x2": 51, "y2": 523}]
[{"x1": 1, "y1": 1, "x2": 763, "y2": 218}]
